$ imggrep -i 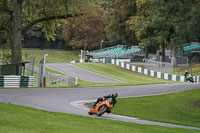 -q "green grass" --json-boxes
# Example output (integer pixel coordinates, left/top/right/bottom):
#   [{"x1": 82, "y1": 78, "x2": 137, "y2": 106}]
[
  {"x1": 22, "y1": 50, "x2": 80, "y2": 67},
  {"x1": 129, "y1": 62, "x2": 200, "y2": 76},
  {"x1": 43, "y1": 64, "x2": 173, "y2": 88},
  {"x1": 75, "y1": 63, "x2": 175, "y2": 86},
  {"x1": 21, "y1": 50, "x2": 80, "y2": 88},
  {"x1": 174, "y1": 64, "x2": 200, "y2": 76},
  {"x1": 112, "y1": 88, "x2": 200, "y2": 128},
  {"x1": 45, "y1": 67, "x2": 74, "y2": 78},
  {"x1": 43, "y1": 68, "x2": 121, "y2": 88},
  {"x1": 77, "y1": 79, "x2": 124, "y2": 87},
  {"x1": 0, "y1": 102, "x2": 199, "y2": 133}
]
